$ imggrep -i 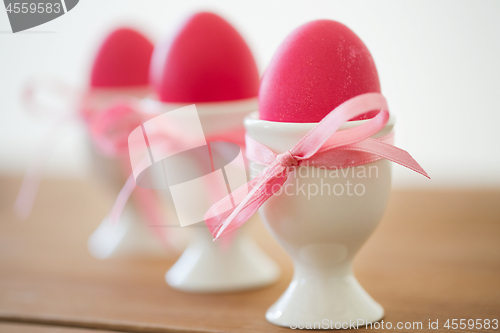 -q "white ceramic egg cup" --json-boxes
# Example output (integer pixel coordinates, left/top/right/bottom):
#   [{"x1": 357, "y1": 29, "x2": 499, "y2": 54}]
[
  {"x1": 86, "y1": 88, "x2": 180, "y2": 259},
  {"x1": 245, "y1": 112, "x2": 394, "y2": 328},
  {"x1": 151, "y1": 98, "x2": 280, "y2": 292}
]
